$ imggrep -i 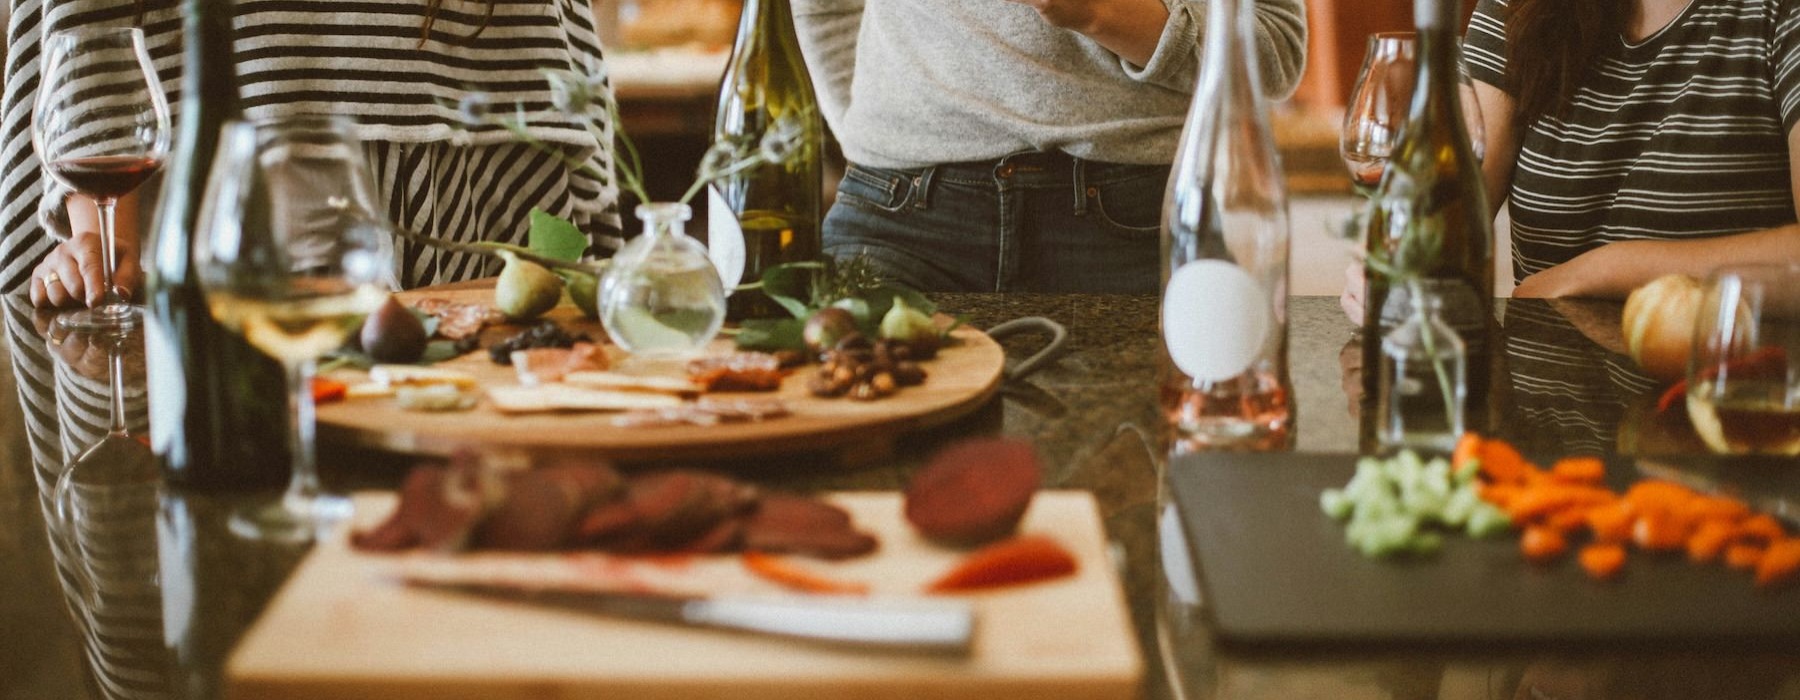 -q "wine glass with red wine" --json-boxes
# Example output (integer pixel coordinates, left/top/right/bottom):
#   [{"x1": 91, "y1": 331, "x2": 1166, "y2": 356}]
[{"x1": 32, "y1": 27, "x2": 172, "y2": 331}]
